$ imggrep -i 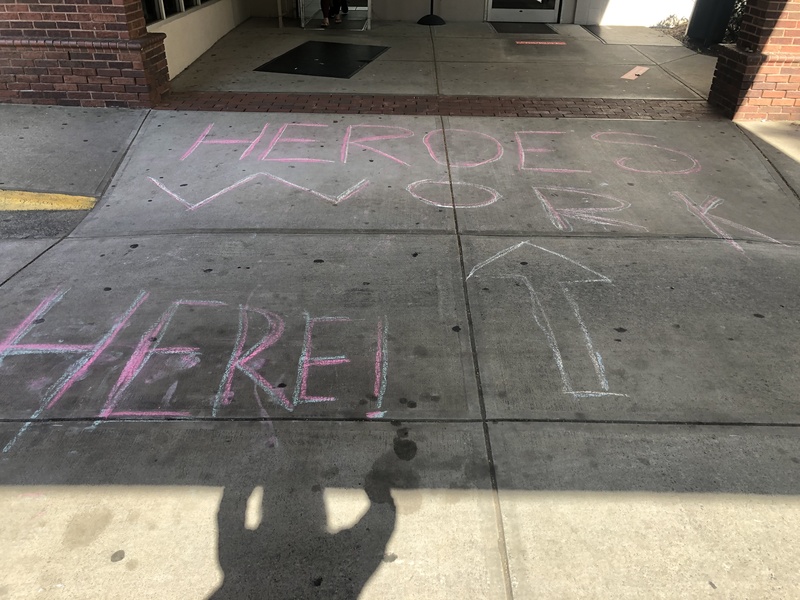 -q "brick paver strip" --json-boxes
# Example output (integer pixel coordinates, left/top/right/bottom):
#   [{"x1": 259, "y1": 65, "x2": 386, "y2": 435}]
[{"x1": 156, "y1": 92, "x2": 723, "y2": 120}]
